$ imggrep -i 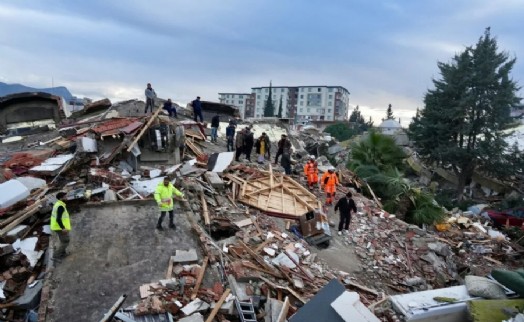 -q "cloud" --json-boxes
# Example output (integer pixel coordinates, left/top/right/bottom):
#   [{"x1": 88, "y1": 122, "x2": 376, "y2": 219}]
[{"x1": 0, "y1": 0, "x2": 522, "y2": 125}]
